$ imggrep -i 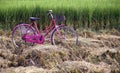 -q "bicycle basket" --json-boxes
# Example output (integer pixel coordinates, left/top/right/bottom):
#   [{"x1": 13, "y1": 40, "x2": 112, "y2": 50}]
[{"x1": 56, "y1": 15, "x2": 66, "y2": 22}]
